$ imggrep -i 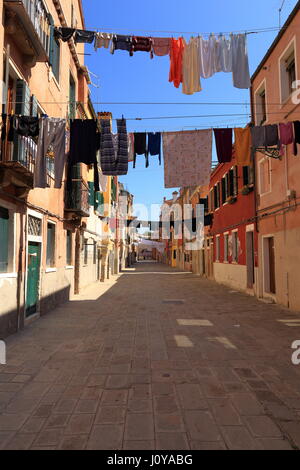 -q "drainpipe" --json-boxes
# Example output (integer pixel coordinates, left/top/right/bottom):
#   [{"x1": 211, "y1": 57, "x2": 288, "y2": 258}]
[{"x1": 4, "y1": 44, "x2": 10, "y2": 113}]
